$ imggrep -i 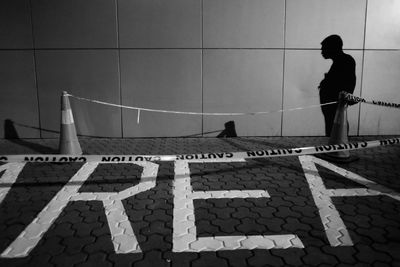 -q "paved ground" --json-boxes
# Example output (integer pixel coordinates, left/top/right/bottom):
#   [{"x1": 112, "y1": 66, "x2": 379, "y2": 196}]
[{"x1": 0, "y1": 136, "x2": 399, "y2": 267}]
